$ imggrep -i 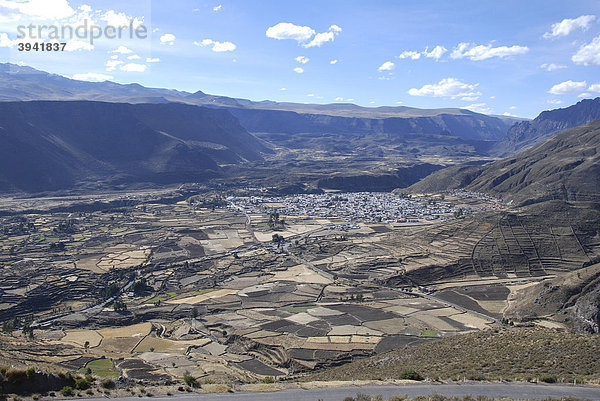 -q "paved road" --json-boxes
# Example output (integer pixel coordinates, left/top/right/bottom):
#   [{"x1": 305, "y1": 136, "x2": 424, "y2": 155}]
[{"x1": 83, "y1": 383, "x2": 600, "y2": 401}]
